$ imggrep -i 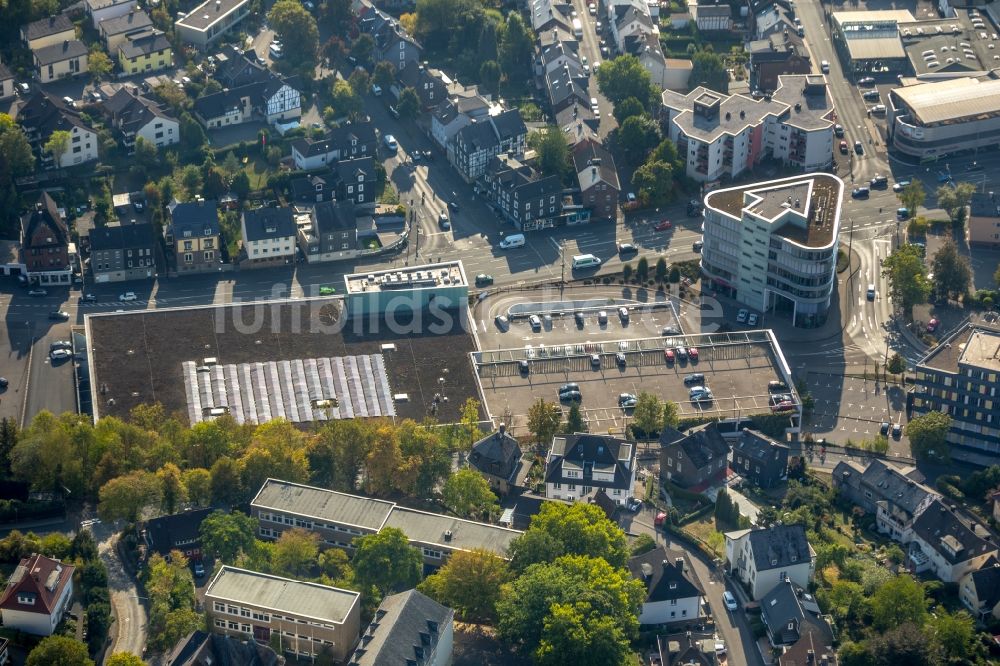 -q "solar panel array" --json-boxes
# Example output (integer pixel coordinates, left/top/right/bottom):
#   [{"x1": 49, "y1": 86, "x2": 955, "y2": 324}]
[{"x1": 182, "y1": 355, "x2": 396, "y2": 424}]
